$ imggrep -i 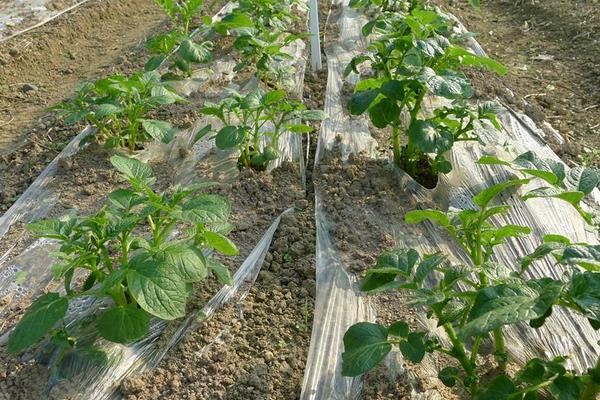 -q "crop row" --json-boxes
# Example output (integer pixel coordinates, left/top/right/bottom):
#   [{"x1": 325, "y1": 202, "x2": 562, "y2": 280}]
[{"x1": 340, "y1": 1, "x2": 600, "y2": 400}]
